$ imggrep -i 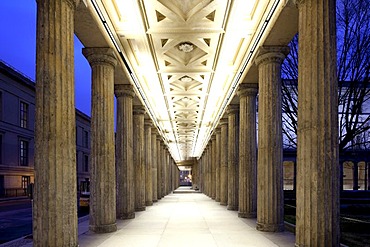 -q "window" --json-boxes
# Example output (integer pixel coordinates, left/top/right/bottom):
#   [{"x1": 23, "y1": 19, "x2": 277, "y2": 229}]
[
  {"x1": 20, "y1": 140, "x2": 29, "y2": 166},
  {"x1": 22, "y1": 176, "x2": 30, "y2": 196},
  {"x1": 83, "y1": 130, "x2": 89, "y2": 148},
  {"x1": 84, "y1": 154, "x2": 89, "y2": 172},
  {"x1": 20, "y1": 101, "x2": 28, "y2": 128},
  {"x1": 22, "y1": 176, "x2": 30, "y2": 189}
]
